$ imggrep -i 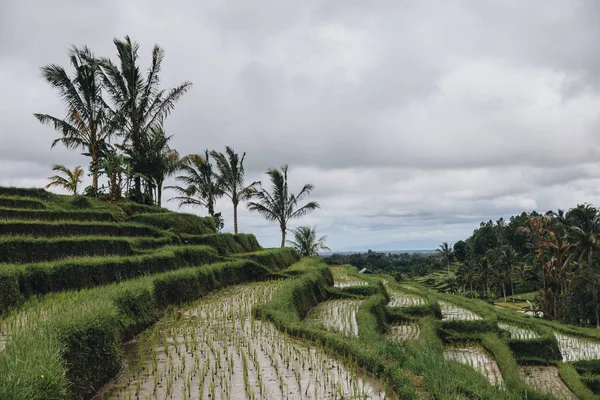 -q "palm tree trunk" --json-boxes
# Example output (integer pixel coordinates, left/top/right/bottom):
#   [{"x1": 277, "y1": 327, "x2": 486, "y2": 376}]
[
  {"x1": 280, "y1": 226, "x2": 286, "y2": 248},
  {"x1": 91, "y1": 150, "x2": 99, "y2": 189},
  {"x1": 157, "y1": 183, "x2": 162, "y2": 207},
  {"x1": 233, "y1": 204, "x2": 238, "y2": 234}
]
